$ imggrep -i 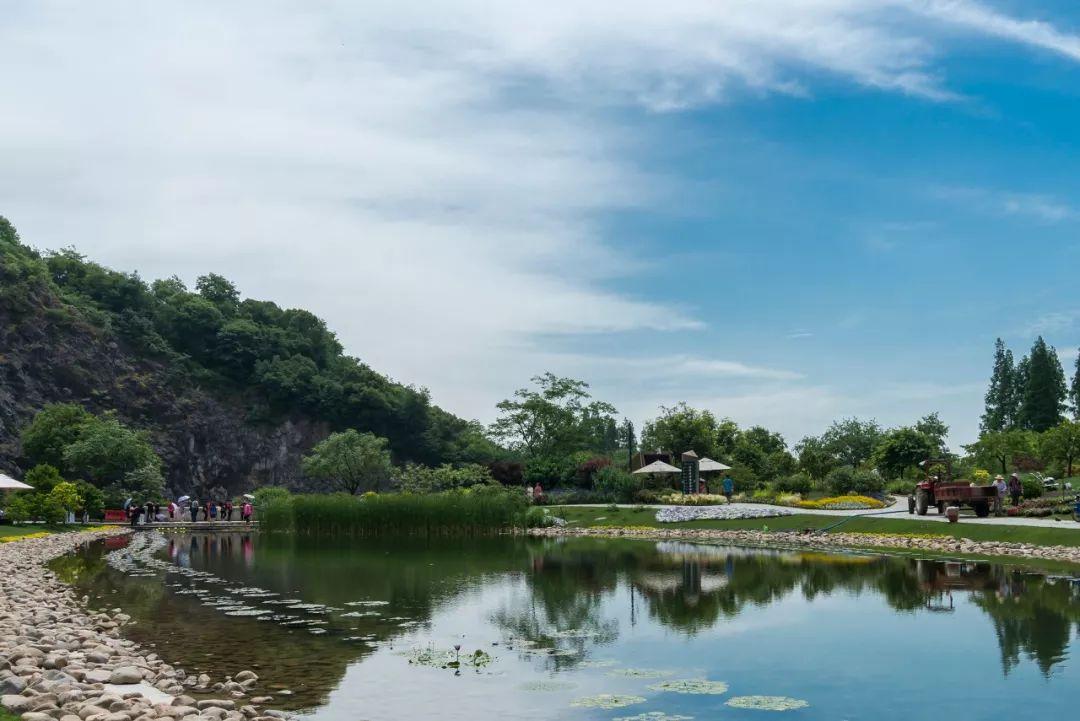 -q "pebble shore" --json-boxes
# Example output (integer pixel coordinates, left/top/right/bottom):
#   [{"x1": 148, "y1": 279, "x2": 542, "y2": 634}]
[
  {"x1": 530, "y1": 526, "x2": 1080, "y2": 565},
  {"x1": 1, "y1": 530, "x2": 290, "y2": 721}
]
